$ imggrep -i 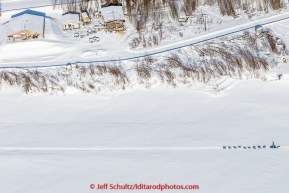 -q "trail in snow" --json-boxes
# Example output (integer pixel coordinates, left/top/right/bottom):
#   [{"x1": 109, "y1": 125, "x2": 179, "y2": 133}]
[{"x1": 0, "y1": 147, "x2": 287, "y2": 152}]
